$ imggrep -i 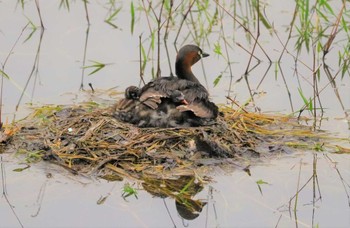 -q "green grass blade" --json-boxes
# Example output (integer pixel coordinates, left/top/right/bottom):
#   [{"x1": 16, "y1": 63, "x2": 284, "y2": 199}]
[
  {"x1": 83, "y1": 60, "x2": 107, "y2": 76},
  {"x1": 131, "y1": 1, "x2": 135, "y2": 35},
  {"x1": 59, "y1": 0, "x2": 70, "y2": 11},
  {"x1": 17, "y1": 0, "x2": 25, "y2": 9},
  {"x1": 274, "y1": 62, "x2": 278, "y2": 79},
  {"x1": 214, "y1": 43, "x2": 222, "y2": 56},
  {"x1": 0, "y1": 69, "x2": 10, "y2": 79},
  {"x1": 106, "y1": 7, "x2": 122, "y2": 22},
  {"x1": 308, "y1": 97, "x2": 313, "y2": 111},
  {"x1": 23, "y1": 17, "x2": 38, "y2": 43},
  {"x1": 213, "y1": 74, "x2": 222, "y2": 87},
  {"x1": 141, "y1": 44, "x2": 147, "y2": 70},
  {"x1": 105, "y1": 7, "x2": 122, "y2": 29},
  {"x1": 151, "y1": 31, "x2": 155, "y2": 50},
  {"x1": 297, "y1": 87, "x2": 309, "y2": 107}
]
